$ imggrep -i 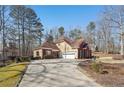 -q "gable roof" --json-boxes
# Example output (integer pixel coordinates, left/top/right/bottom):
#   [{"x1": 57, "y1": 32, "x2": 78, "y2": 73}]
[
  {"x1": 55, "y1": 36, "x2": 73, "y2": 46},
  {"x1": 34, "y1": 41, "x2": 60, "y2": 51},
  {"x1": 72, "y1": 38, "x2": 84, "y2": 48},
  {"x1": 55, "y1": 36, "x2": 85, "y2": 49},
  {"x1": 34, "y1": 36, "x2": 89, "y2": 51}
]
